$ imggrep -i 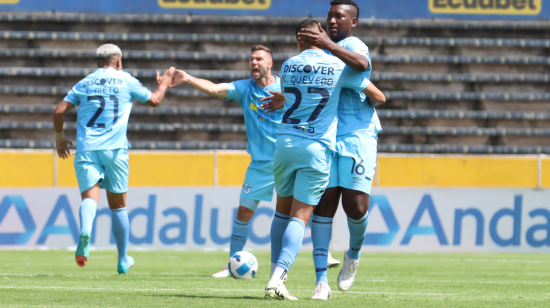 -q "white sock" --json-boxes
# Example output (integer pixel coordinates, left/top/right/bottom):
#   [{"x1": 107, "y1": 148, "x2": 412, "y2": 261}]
[
  {"x1": 272, "y1": 266, "x2": 287, "y2": 282},
  {"x1": 271, "y1": 262, "x2": 277, "y2": 275}
]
